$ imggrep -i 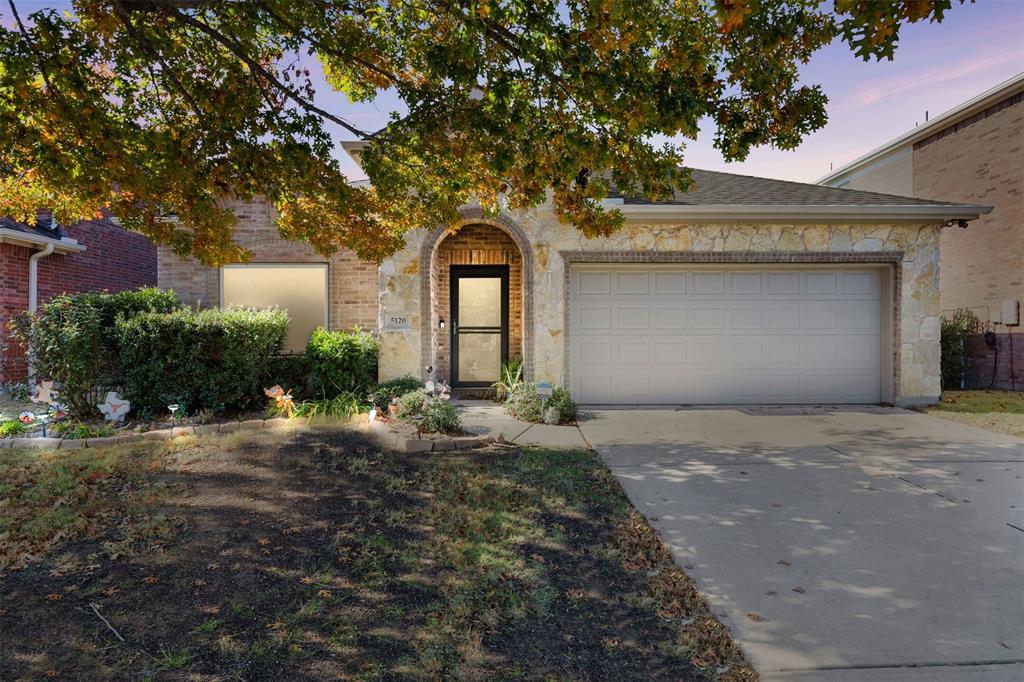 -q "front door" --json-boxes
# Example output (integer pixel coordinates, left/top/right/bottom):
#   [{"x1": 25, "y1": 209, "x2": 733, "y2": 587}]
[{"x1": 451, "y1": 265, "x2": 509, "y2": 387}]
